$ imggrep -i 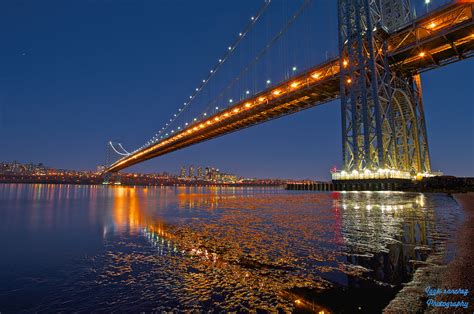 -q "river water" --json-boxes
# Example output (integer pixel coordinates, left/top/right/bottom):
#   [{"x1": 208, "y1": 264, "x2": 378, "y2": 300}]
[{"x1": 0, "y1": 184, "x2": 463, "y2": 312}]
